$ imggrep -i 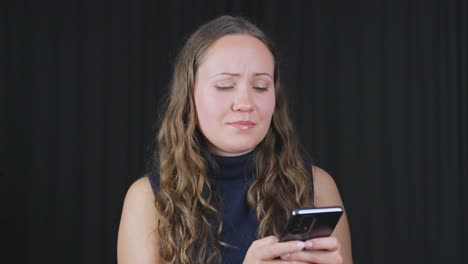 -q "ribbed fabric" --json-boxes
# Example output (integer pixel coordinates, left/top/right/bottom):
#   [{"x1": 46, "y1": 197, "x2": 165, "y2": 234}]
[{"x1": 147, "y1": 151, "x2": 258, "y2": 263}]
